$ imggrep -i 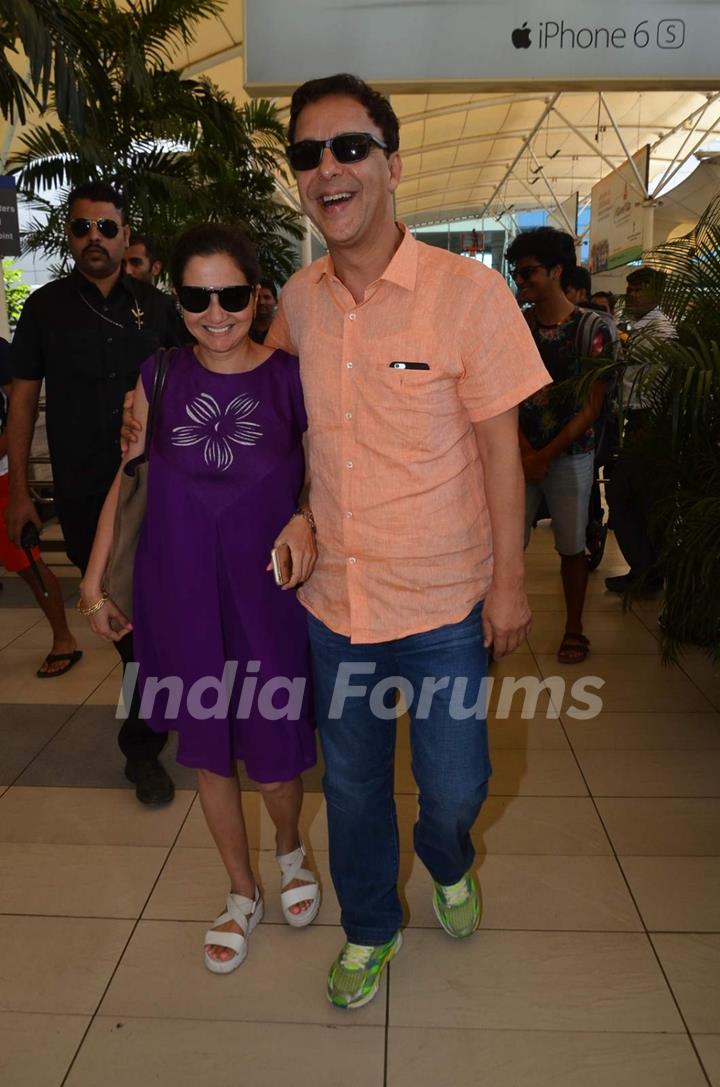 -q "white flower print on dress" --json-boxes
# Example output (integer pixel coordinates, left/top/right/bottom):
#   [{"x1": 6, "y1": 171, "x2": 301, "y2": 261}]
[{"x1": 171, "y1": 392, "x2": 262, "y2": 471}]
